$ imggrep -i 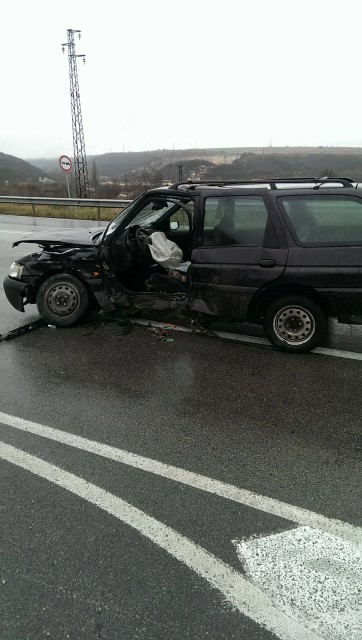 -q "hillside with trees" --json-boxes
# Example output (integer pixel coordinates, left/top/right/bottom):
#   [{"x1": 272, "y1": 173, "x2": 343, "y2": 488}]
[
  {"x1": 0, "y1": 152, "x2": 44, "y2": 183},
  {"x1": 203, "y1": 152, "x2": 362, "y2": 182},
  {"x1": 3, "y1": 147, "x2": 362, "y2": 198},
  {"x1": 31, "y1": 147, "x2": 362, "y2": 187}
]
